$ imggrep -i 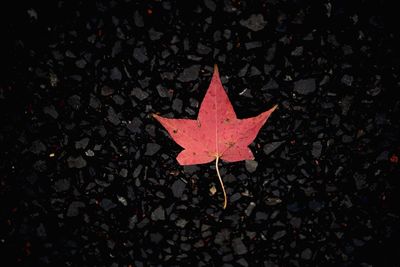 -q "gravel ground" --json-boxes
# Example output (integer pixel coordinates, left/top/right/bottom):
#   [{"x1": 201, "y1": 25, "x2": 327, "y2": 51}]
[{"x1": 1, "y1": 1, "x2": 400, "y2": 266}]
